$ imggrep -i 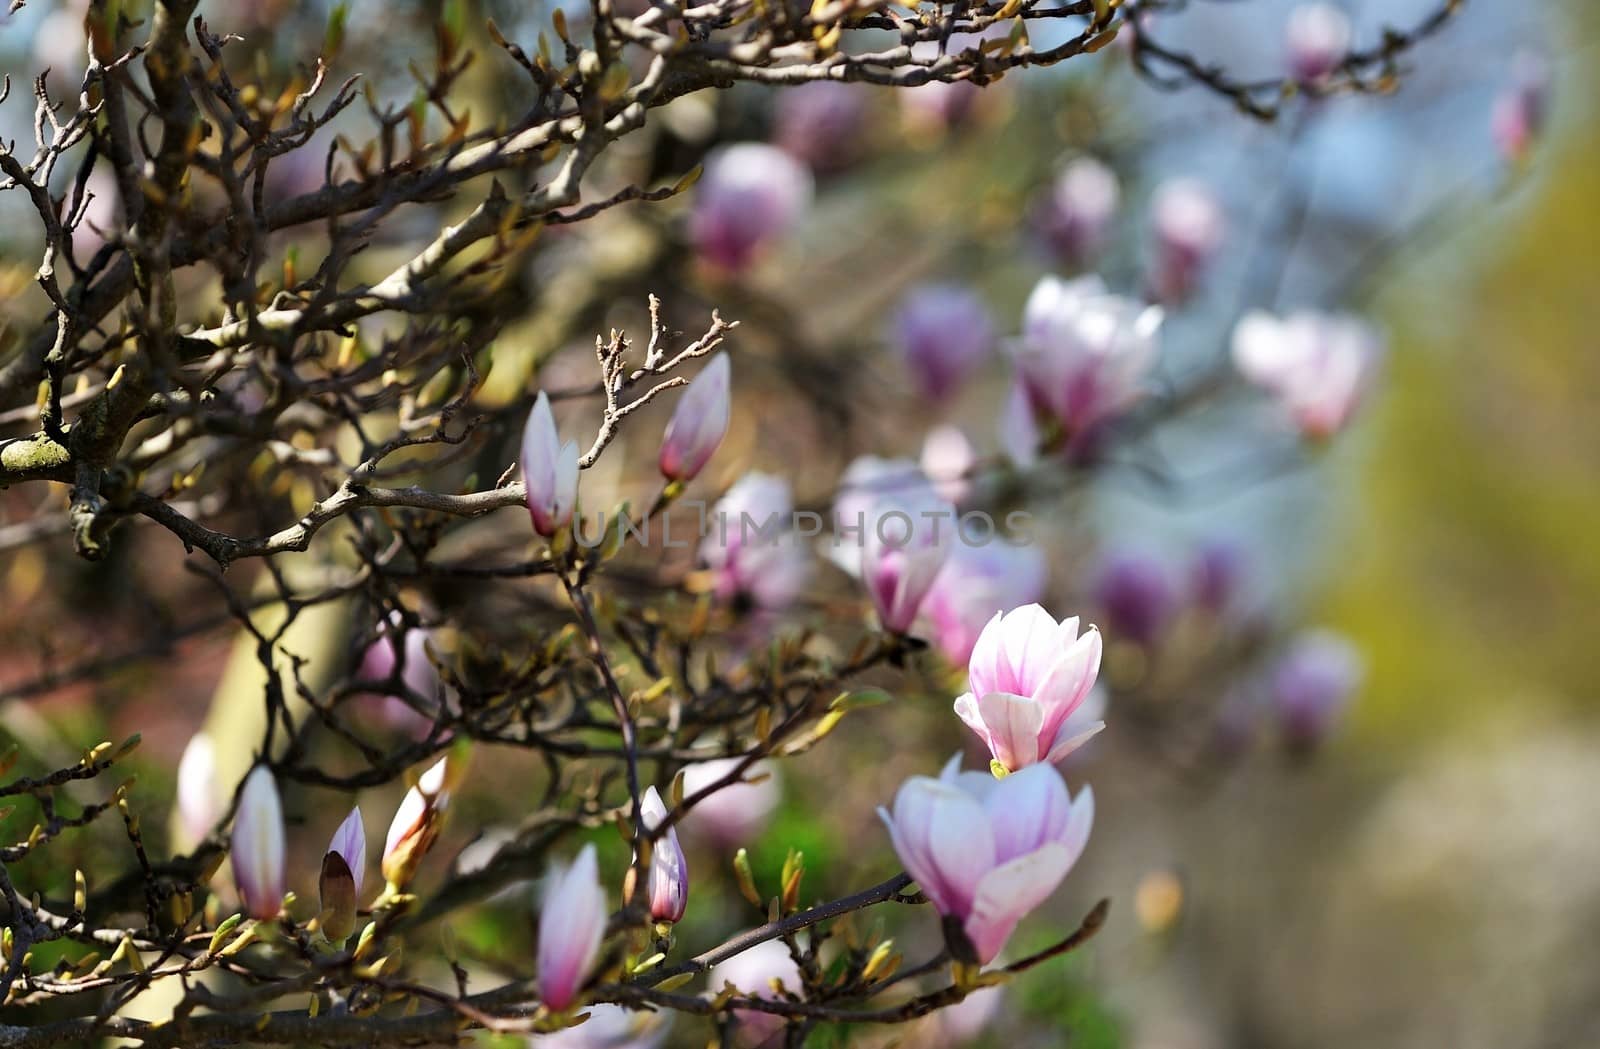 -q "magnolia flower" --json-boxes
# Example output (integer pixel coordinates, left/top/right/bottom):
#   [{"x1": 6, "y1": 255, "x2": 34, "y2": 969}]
[
  {"x1": 231, "y1": 766, "x2": 286, "y2": 920},
  {"x1": 920, "y1": 542, "x2": 1049, "y2": 666},
  {"x1": 1285, "y1": 3, "x2": 1352, "y2": 85},
  {"x1": 860, "y1": 482, "x2": 956, "y2": 635},
  {"x1": 690, "y1": 144, "x2": 813, "y2": 273},
  {"x1": 1035, "y1": 157, "x2": 1120, "y2": 266},
  {"x1": 880, "y1": 758, "x2": 1094, "y2": 964},
  {"x1": 1492, "y1": 53, "x2": 1550, "y2": 163},
  {"x1": 1016, "y1": 275, "x2": 1163, "y2": 437},
  {"x1": 700, "y1": 473, "x2": 811, "y2": 615},
  {"x1": 176, "y1": 733, "x2": 219, "y2": 846},
  {"x1": 522, "y1": 391, "x2": 579, "y2": 537},
  {"x1": 1189, "y1": 539, "x2": 1245, "y2": 615},
  {"x1": 678, "y1": 758, "x2": 782, "y2": 847},
  {"x1": 1092, "y1": 549, "x2": 1176, "y2": 646},
  {"x1": 1231, "y1": 309, "x2": 1382, "y2": 439},
  {"x1": 537, "y1": 844, "x2": 608, "y2": 1012},
  {"x1": 638, "y1": 787, "x2": 688, "y2": 923},
  {"x1": 320, "y1": 806, "x2": 366, "y2": 942},
  {"x1": 1272, "y1": 631, "x2": 1363, "y2": 751},
  {"x1": 831, "y1": 456, "x2": 927, "y2": 538},
  {"x1": 531, "y1": 1003, "x2": 669, "y2": 1049},
  {"x1": 889, "y1": 284, "x2": 996, "y2": 402},
  {"x1": 920, "y1": 425, "x2": 979, "y2": 506},
  {"x1": 954, "y1": 604, "x2": 1104, "y2": 772},
  {"x1": 773, "y1": 82, "x2": 866, "y2": 172},
  {"x1": 381, "y1": 755, "x2": 457, "y2": 891},
  {"x1": 708, "y1": 939, "x2": 801, "y2": 1047},
  {"x1": 357, "y1": 617, "x2": 443, "y2": 737},
  {"x1": 1150, "y1": 178, "x2": 1224, "y2": 303},
  {"x1": 997, "y1": 379, "x2": 1043, "y2": 467},
  {"x1": 659, "y1": 353, "x2": 731, "y2": 483}
]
